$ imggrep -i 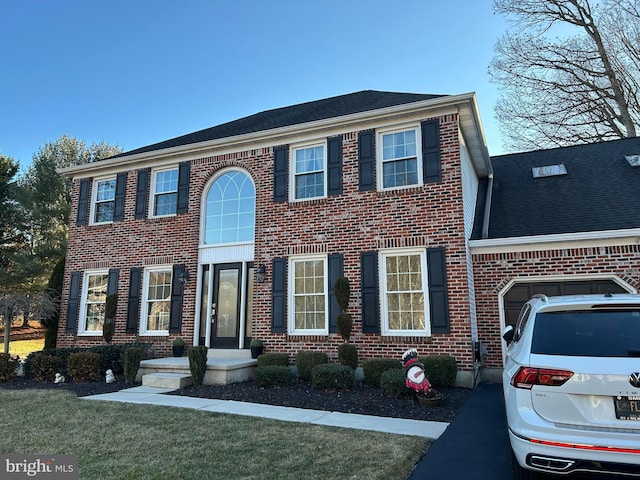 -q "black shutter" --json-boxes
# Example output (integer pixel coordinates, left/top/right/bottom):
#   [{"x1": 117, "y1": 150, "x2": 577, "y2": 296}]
[
  {"x1": 422, "y1": 119, "x2": 441, "y2": 183},
  {"x1": 107, "y1": 269, "x2": 119, "y2": 296},
  {"x1": 358, "y1": 130, "x2": 375, "y2": 191},
  {"x1": 328, "y1": 253, "x2": 344, "y2": 333},
  {"x1": 113, "y1": 172, "x2": 127, "y2": 222},
  {"x1": 273, "y1": 146, "x2": 288, "y2": 203},
  {"x1": 76, "y1": 179, "x2": 90, "y2": 226},
  {"x1": 135, "y1": 168, "x2": 149, "y2": 219},
  {"x1": 360, "y1": 251, "x2": 379, "y2": 333},
  {"x1": 327, "y1": 136, "x2": 343, "y2": 196},
  {"x1": 176, "y1": 162, "x2": 190, "y2": 214},
  {"x1": 169, "y1": 264, "x2": 185, "y2": 333},
  {"x1": 126, "y1": 268, "x2": 142, "y2": 334},
  {"x1": 271, "y1": 258, "x2": 287, "y2": 333},
  {"x1": 66, "y1": 272, "x2": 81, "y2": 332},
  {"x1": 427, "y1": 247, "x2": 450, "y2": 334}
]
